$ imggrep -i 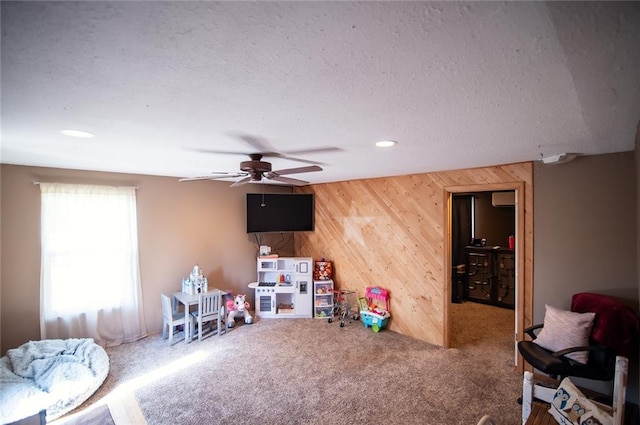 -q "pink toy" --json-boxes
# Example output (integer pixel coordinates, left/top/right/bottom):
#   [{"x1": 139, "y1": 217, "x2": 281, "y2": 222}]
[
  {"x1": 226, "y1": 293, "x2": 253, "y2": 328},
  {"x1": 360, "y1": 286, "x2": 391, "y2": 333},
  {"x1": 365, "y1": 286, "x2": 390, "y2": 312}
]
